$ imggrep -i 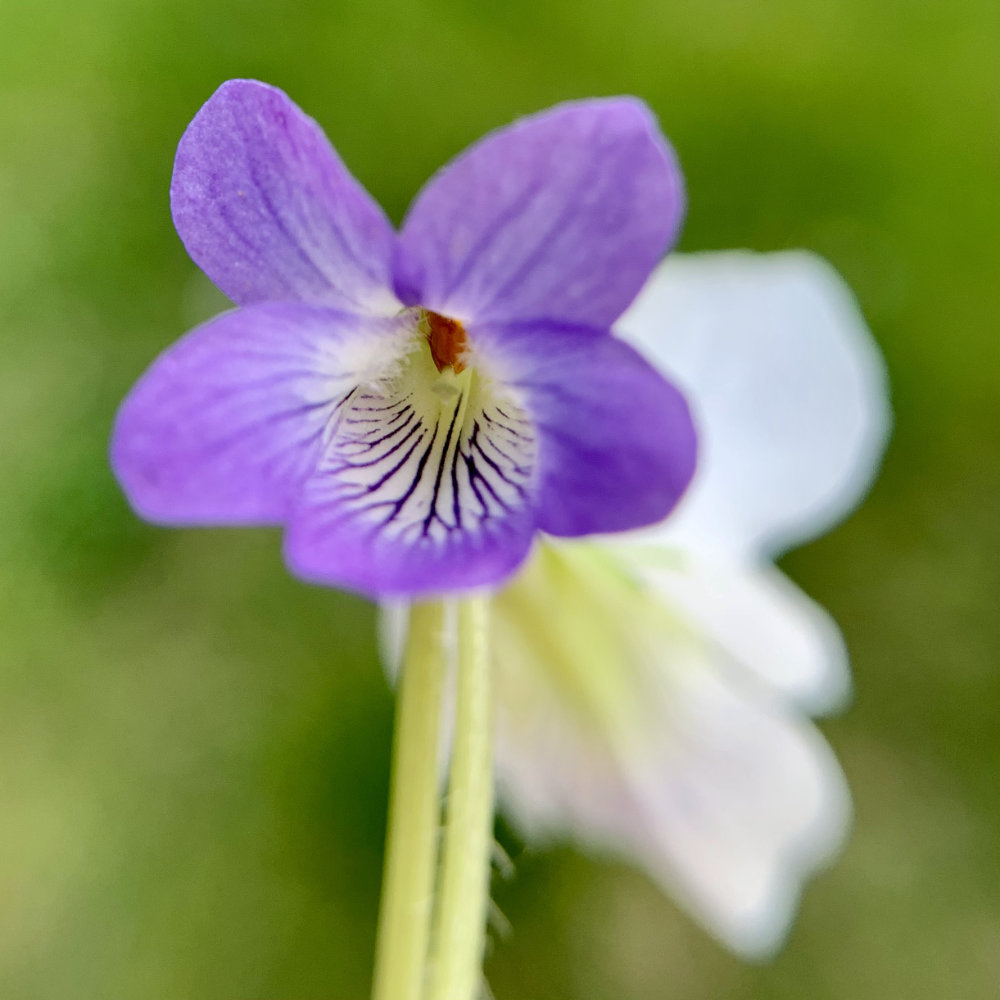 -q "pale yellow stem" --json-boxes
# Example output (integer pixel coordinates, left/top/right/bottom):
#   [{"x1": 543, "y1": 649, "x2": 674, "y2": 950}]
[
  {"x1": 426, "y1": 596, "x2": 494, "y2": 1000},
  {"x1": 371, "y1": 601, "x2": 447, "y2": 1000}
]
